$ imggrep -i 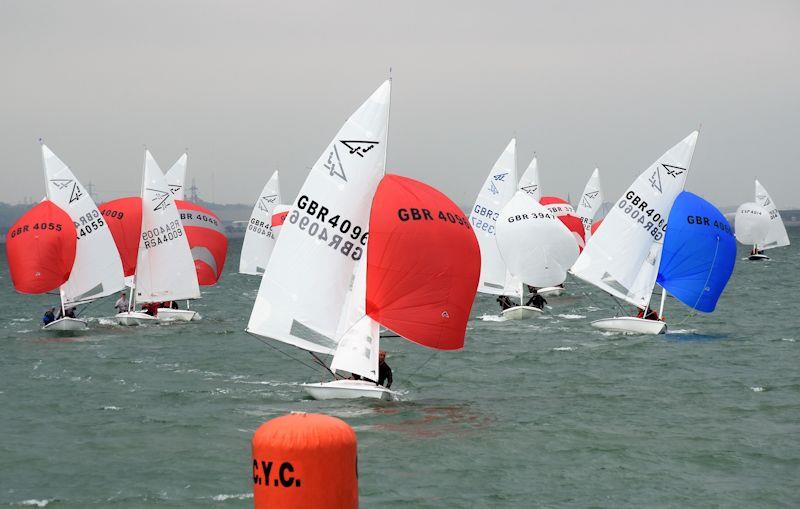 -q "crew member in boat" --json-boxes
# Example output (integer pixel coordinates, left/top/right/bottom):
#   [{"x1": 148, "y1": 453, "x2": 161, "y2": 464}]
[
  {"x1": 142, "y1": 302, "x2": 159, "y2": 316},
  {"x1": 114, "y1": 292, "x2": 128, "y2": 313},
  {"x1": 637, "y1": 307, "x2": 660, "y2": 321},
  {"x1": 497, "y1": 295, "x2": 514, "y2": 311},
  {"x1": 525, "y1": 289, "x2": 547, "y2": 310},
  {"x1": 56, "y1": 307, "x2": 76, "y2": 319},
  {"x1": 42, "y1": 307, "x2": 55, "y2": 326},
  {"x1": 378, "y1": 351, "x2": 393, "y2": 389}
]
